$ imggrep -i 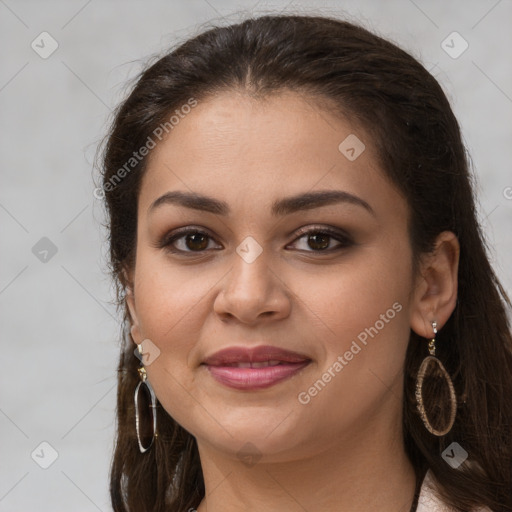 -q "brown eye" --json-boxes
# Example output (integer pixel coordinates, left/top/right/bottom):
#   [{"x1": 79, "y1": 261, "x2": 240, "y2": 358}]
[
  {"x1": 306, "y1": 232, "x2": 330, "y2": 251},
  {"x1": 289, "y1": 226, "x2": 354, "y2": 253},
  {"x1": 159, "y1": 228, "x2": 220, "y2": 254},
  {"x1": 184, "y1": 232, "x2": 209, "y2": 251}
]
